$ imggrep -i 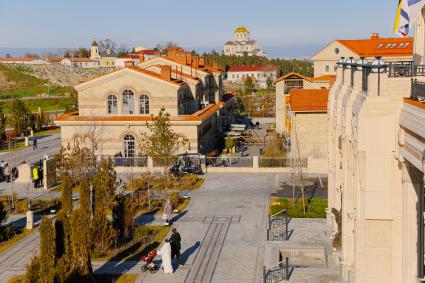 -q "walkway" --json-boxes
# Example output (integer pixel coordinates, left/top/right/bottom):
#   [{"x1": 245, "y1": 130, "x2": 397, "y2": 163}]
[{"x1": 140, "y1": 173, "x2": 271, "y2": 283}]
